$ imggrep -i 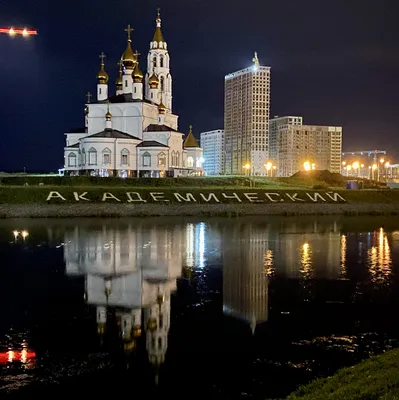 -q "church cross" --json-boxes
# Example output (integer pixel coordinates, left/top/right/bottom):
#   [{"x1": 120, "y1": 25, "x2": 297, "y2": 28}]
[
  {"x1": 124, "y1": 24, "x2": 133, "y2": 41},
  {"x1": 117, "y1": 60, "x2": 123, "y2": 71},
  {"x1": 133, "y1": 50, "x2": 141, "y2": 57},
  {"x1": 86, "y1": 92, "x2": 92, "y2": 103},
  {"x1": 157, "y1": 7, "x2": 161, "y2": 16},
  {"x1": 99, "y1": 52, "x2": 106, "y2": 64}
]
